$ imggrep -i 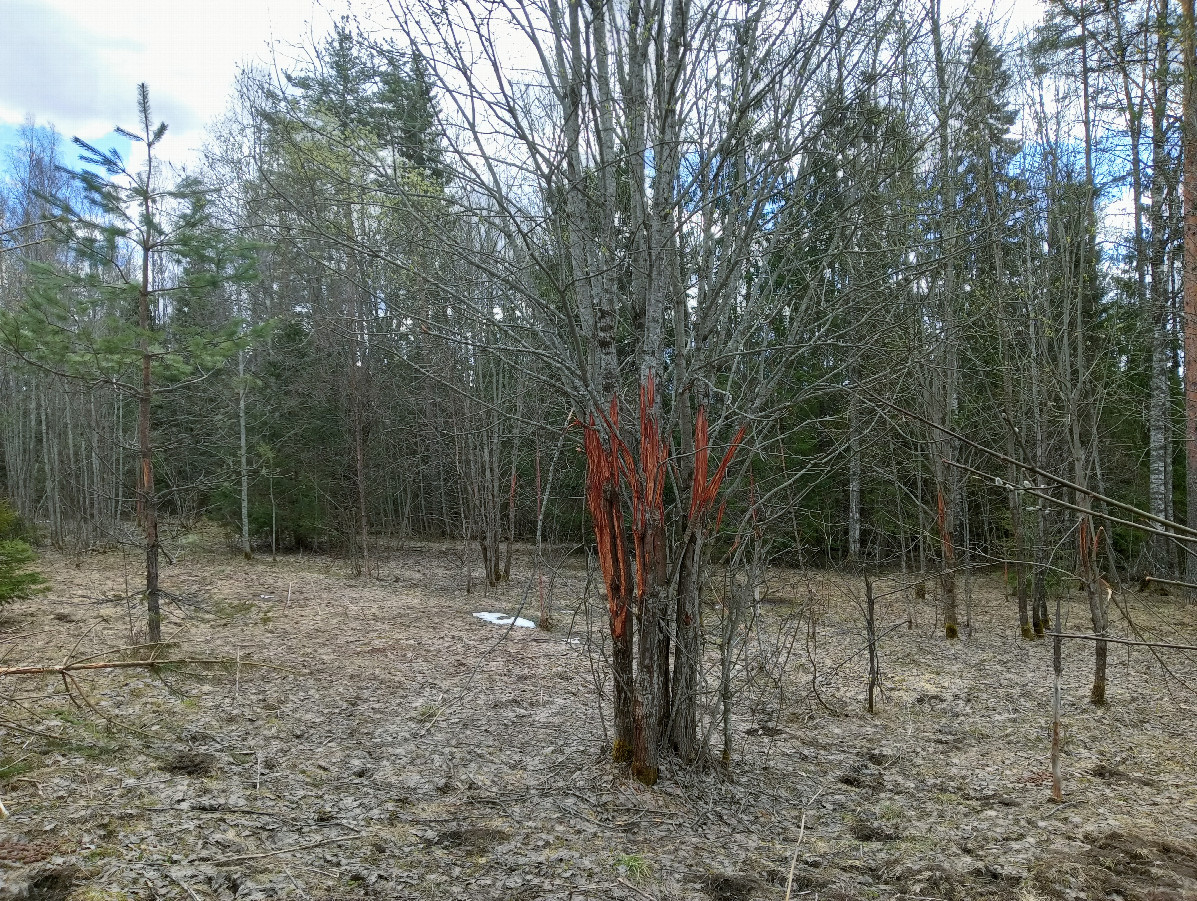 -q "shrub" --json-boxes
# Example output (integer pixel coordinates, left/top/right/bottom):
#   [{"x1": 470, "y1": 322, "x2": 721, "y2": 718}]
[
  {"x1": 0, "y1": 540, "x2": 47, "y2": 607},
  {"x1": 0, "y1": 499, "x2": 36, "y2": 544},
  {"x1": 0, "y1": 500, "x2": 47, "y2": 607}
]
